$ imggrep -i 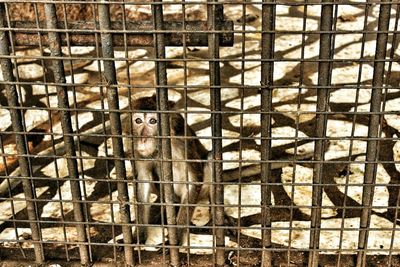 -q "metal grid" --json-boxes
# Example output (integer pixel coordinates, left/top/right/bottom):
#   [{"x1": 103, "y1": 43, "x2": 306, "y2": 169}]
[{"x1": 0, "y1": 0, "x2": 399, "y2": 266}]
